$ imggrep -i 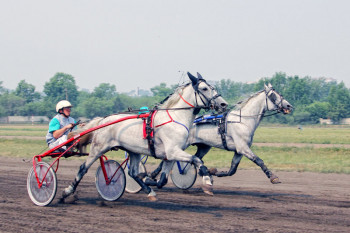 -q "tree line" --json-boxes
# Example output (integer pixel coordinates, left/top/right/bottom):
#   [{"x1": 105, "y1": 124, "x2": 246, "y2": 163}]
[{"x1": 1, "y1": 72, "x2": 349, "y2": 124}]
